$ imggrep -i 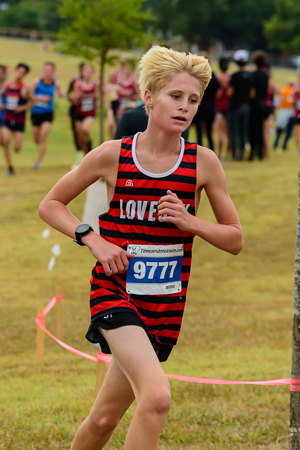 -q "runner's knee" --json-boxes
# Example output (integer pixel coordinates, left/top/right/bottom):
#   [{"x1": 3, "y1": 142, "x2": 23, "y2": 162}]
[
  {"x1": 139, "y1": 386, "x2": 171, "y2": 418},
  {"x1": 88, "y1": 410, "x2": 119, "y2": 436},
  {"x1": 39, "y1": 134, "x2": 48, "y2": 144},
  {"x1": 81, "y1": 128, "x2": 90, "y2": 140}
]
